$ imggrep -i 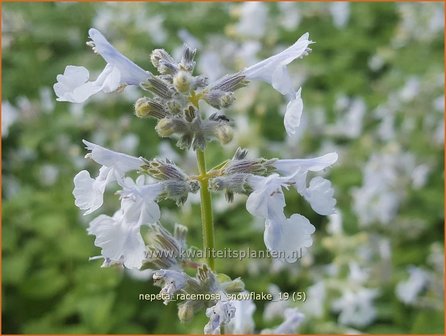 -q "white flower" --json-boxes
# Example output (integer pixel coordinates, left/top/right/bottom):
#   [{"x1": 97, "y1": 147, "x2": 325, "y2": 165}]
[
  {"x1": 396, "y1": 266, "x2": 429, "y2": 304},
  {"x1": 263, "y1": 285, "x2": 289, "y2": 322},
  {"x1": 54, "y1": 28, "x2": 149, "y2": 103},
  {"x1": 329, "y1": 2, "x2": 350, "y2": 28},
  {"x1": 242, "y1": 33, "x2": 312, "y2": 136},
  {"x1": 301, "y1": 281, "x2": 326, "y2": 318},
  {"x1": 235, "y1": 2, "x2": 268, "y2": 39},
  {"x1": 245, "y1": 174, "x2": 317, "y2": 262},
  {"x1": 226, "y1": 296, "x2": 256, "y2": 334},
  {"x1": 332, "y1": 288, "x2": 379, "y2": 328},
  {"x1": 87, "y1": 210, "x2": 147, "y2": 269},
  {"x1": 262, "y1": 308, "x2": 304, "y2": 334},
  {"x1": 153, "y1": 269, "x2": 188, "y2": 304},
  {"x1": 273, "y1": 152, "x2": 338, "y2": 215},
  {"x1": 284, "y1": 88, "x2": 303, "y2": 136},
  {"x1": 1, "y1": 101, "x2": 18, "y2": 138},
  {"x1": 83, "y1": 140, "x2": 143, "y2": 173},
  {"x1": 242, "y1": 33, "x2": 312, "y2": 96},
  {"x1": 73, "y1": 167, "x2": 111, "y2": 215},
  {"x1": 204, "y1": 300, "x2": 236, "y2": 334},
  {"x1": 72, "y1": 140, "x2": 143, "y2": 214},
  {"x1": 273, "y1": 152, "x2": 338, "y2": 175},
  {"x1": 246, "y1": 174, "x2": 290, "y2": 223},
  {"x1": 302, "y1": 176, "x2": 336, "y2": 215},
  {"x1": 119, "y1": 176, "x2": 164, "y2": 226},
  {"x1": 264, "y1": 214, "x2": 315, "y2": 263}
]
